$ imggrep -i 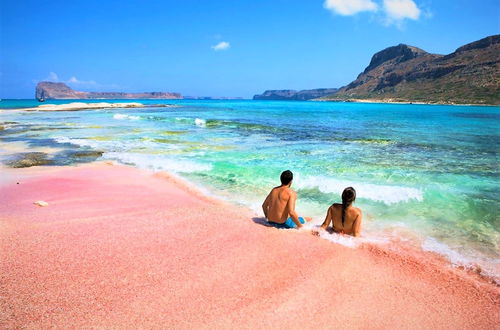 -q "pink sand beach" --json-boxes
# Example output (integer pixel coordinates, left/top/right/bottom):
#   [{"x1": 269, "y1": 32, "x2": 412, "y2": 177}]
[{"x1": 1, "y1": 163, "x2": 498, "y2": 329}]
